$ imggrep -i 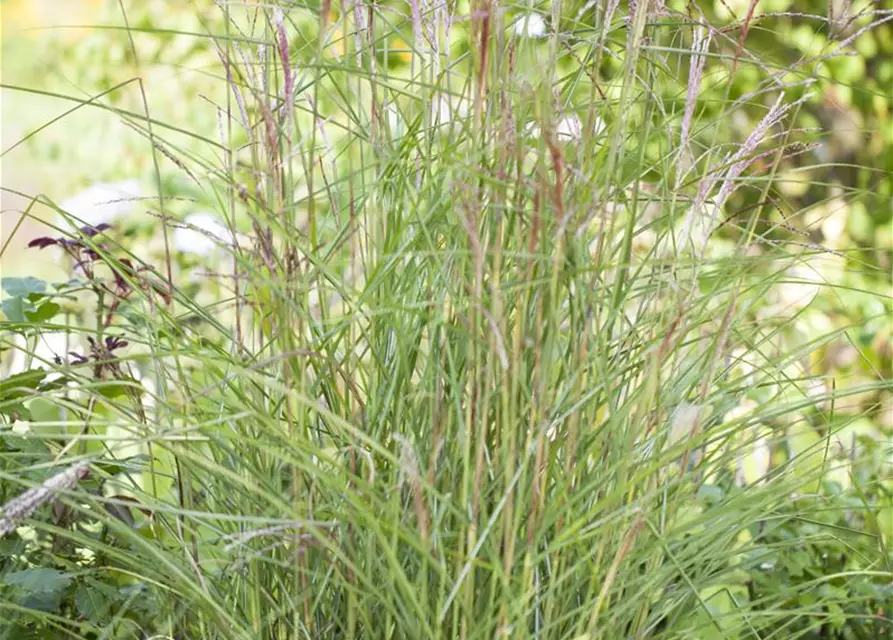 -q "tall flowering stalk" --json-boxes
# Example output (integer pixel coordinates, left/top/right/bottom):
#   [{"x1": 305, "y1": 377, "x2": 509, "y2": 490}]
[
  {"x1": 678, "y1": 27, "x2": 711, "y2": 179},
  {"x1": 679, "y1": 92, "x2": 812, "y2": 254}
]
